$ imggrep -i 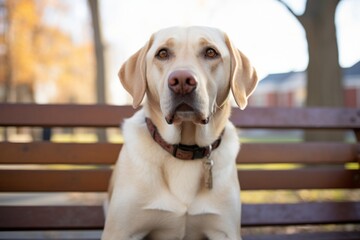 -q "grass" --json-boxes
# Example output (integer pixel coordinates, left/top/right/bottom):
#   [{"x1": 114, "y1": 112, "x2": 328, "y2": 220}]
[
  {"x1": 241, "y1": 189, "x2": 360, "y2": 204},
  {"x1": 51, "y1": 133, "x2": 98, "y2": 143}
]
